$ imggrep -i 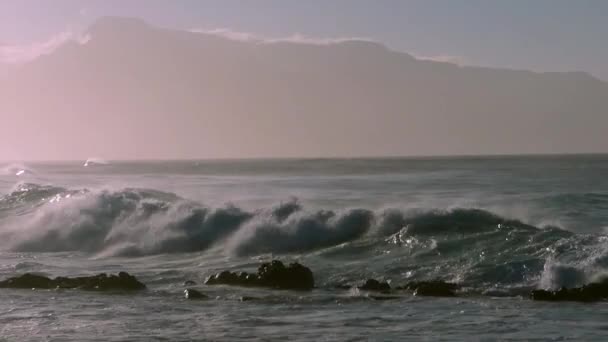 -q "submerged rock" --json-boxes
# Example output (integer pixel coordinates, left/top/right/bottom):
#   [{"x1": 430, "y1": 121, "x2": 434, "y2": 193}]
[
  {"x1": 397, "y1": 281, "x2": 459, "y2": 297},
  {"x1": 184, "y1": 288, "x2": 208, "y2": 300},
  {"x1": 530, "y1": 280, "x2": 608, "y2": 302},
  {"x1": 183, "y1": 280, "x2": 197, "y2": 286},
  {"x1": 358, "y1": 279, "x2": 391, "y2": 292},
  {"x1": 369, "y1": 295, "x2": 401, "y2": 301},
  {"x1": 205, "y1": 260, "x2": 314, "y2": 290},
  {"x1": 0, "y1": 272, "x2": 146, "y2": 291}
]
